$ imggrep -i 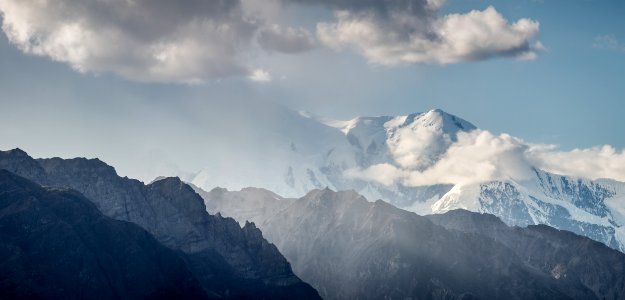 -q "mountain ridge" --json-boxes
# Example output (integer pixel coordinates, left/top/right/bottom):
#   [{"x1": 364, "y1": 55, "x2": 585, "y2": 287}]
[
  {"x1": 0, "y1": 149, "x2": 321, "y2": 299},
  {"x1": 200, "y1": 186, "x2": 625, "y2": 300},
  {"x1": 0, "y1": 170, "x2": 211, "y2": 299}
]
